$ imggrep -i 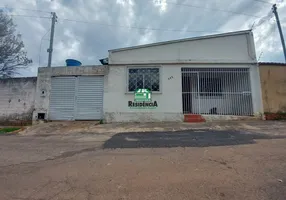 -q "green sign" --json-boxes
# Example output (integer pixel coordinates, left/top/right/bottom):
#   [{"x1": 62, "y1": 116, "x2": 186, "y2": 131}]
[
  {"x1": 128, "y1": 88, "x2": 158, "y2": 109},
  {"x1": 134, "y1": 89, "x2": 152, "y2": 102}
]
